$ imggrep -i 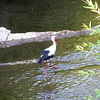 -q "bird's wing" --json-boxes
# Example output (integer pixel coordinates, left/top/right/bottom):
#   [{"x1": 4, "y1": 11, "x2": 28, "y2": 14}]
[{"x1": 37, "y1": 50, "x2": 50, "y2": 64}]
